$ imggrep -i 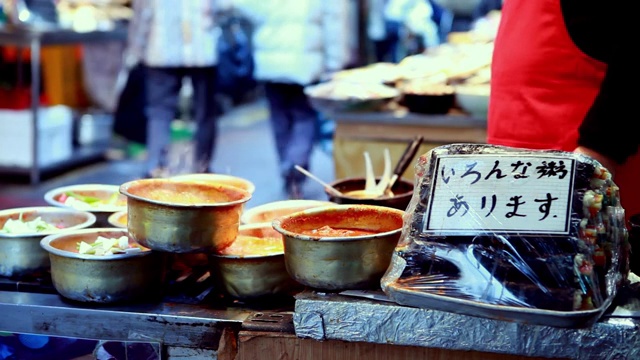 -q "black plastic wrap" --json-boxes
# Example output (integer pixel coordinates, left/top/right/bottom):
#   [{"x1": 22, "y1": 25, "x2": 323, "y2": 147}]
[{"x1": 381, "y1": 144, "x2": 628, "y2": 326}]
